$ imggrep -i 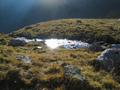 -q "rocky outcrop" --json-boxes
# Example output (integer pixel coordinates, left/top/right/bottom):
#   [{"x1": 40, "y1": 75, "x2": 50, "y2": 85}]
[
  {"x1": 9, "y1": 38, "x2": 27, "y2": 46},
  {"x1": 96, "y1": 48, "x2": 120, "y2": 71},
  {"x1": 16, "y1": 55, "x2": 32, "y2": 63}
]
